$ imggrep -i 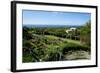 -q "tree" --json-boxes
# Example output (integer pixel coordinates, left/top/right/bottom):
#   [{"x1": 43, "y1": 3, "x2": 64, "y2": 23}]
[{"x1": 80, "y1": 20, "x2": 91, "y2": 46}]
